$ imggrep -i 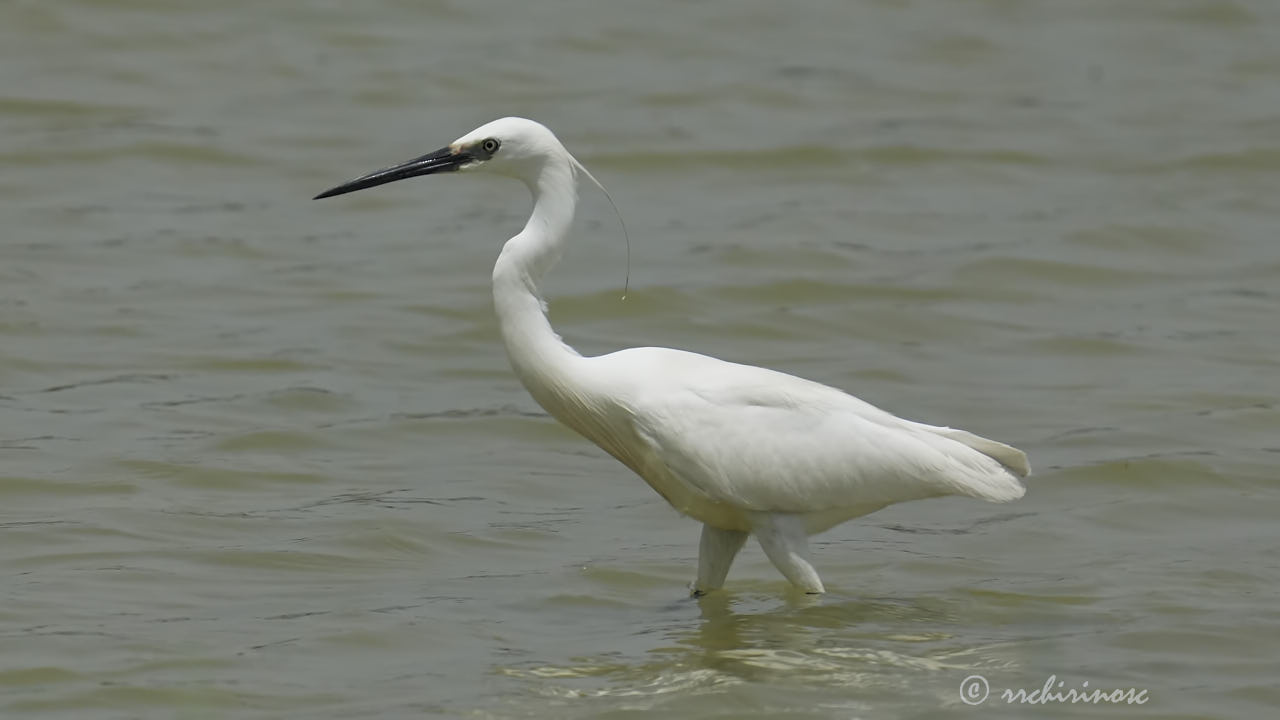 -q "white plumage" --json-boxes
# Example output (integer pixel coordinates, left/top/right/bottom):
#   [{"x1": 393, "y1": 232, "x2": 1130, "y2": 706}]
[{"x1": 315, "y1": 117, "x2": 1029, "y2": 595}]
